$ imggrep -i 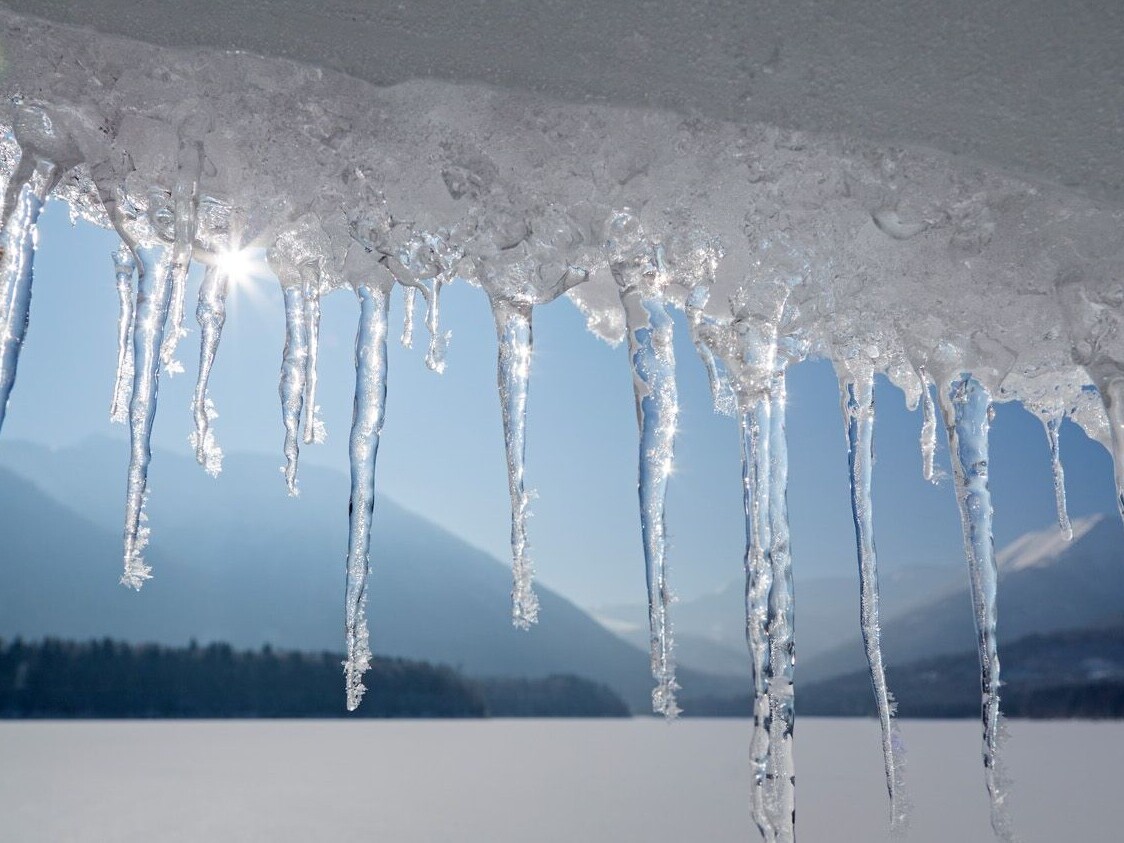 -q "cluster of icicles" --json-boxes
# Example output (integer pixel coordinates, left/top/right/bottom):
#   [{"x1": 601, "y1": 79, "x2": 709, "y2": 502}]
[{"x1": 1, "y1": 100, "x2": 1119, "y2": 843}]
